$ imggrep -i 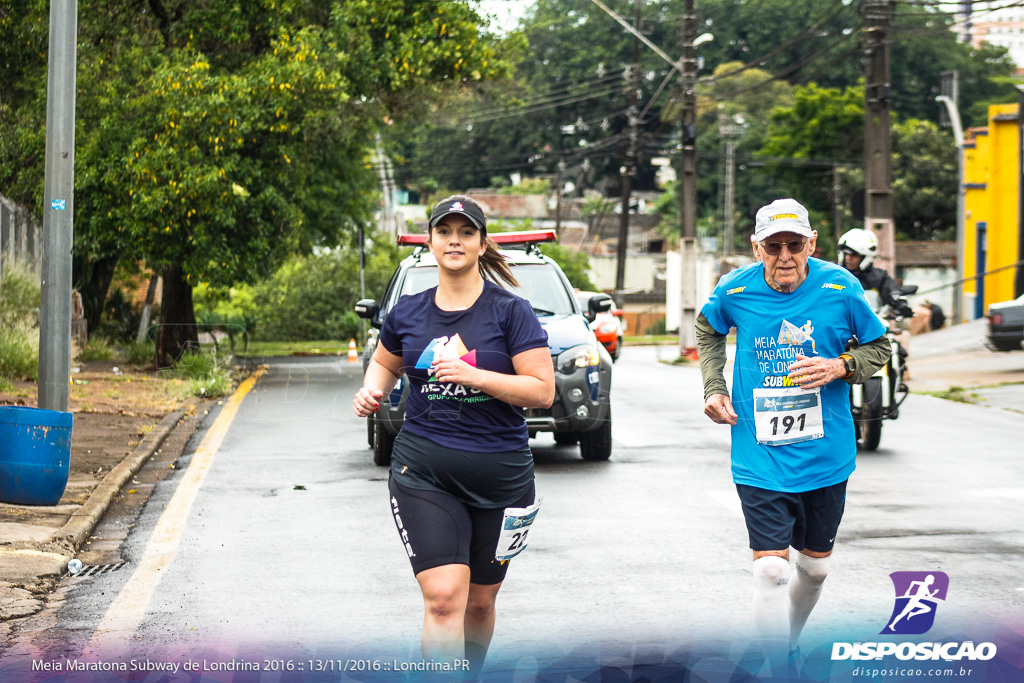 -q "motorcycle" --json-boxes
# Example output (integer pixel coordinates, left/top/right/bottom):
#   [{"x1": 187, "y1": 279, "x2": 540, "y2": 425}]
[{"x1": 850, "y1": 285, "x2": 916, "y2": 451}]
